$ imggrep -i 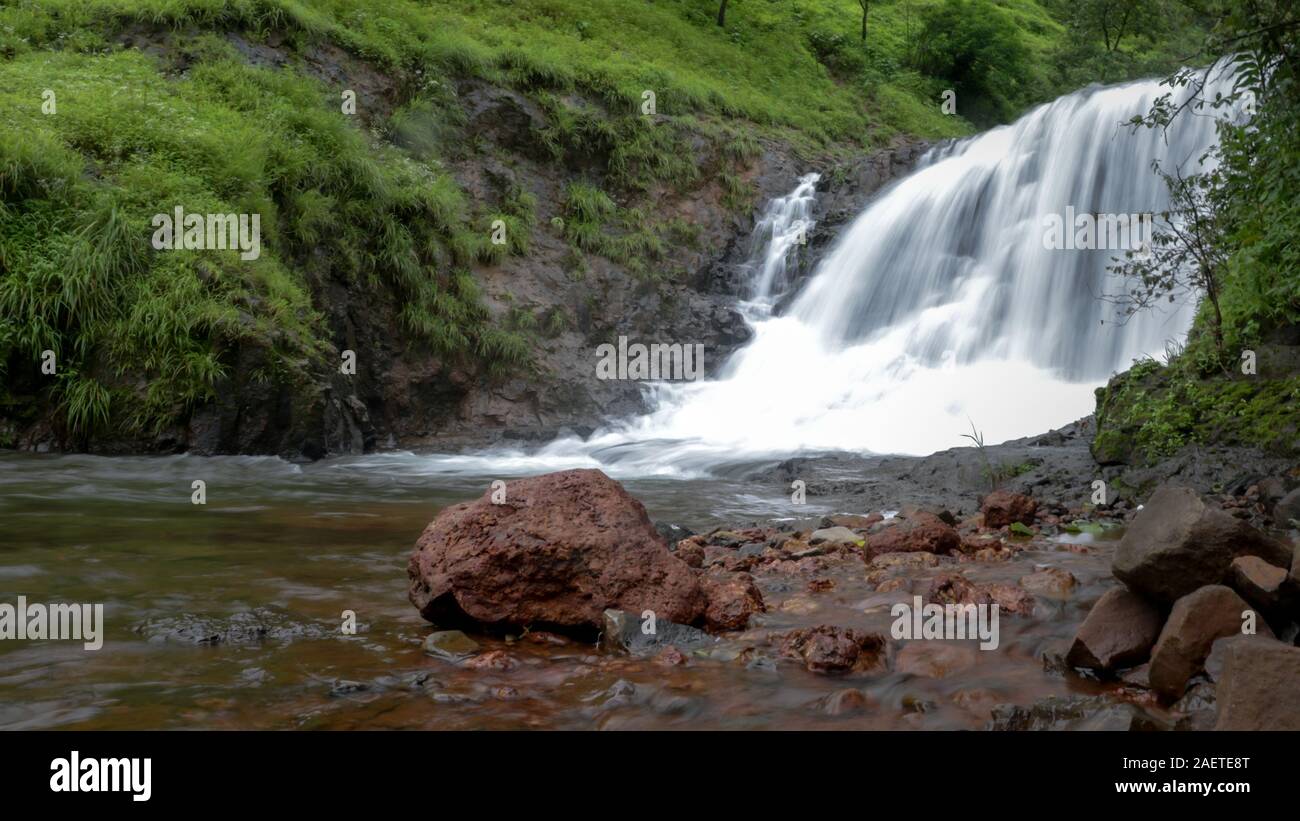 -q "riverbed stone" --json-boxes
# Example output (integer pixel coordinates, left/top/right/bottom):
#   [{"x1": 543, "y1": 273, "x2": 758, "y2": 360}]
[
  {"x1": 981, "y1": 490, "x2": 1037, "y2": 528},
  {"x1": 698, "y1": 573, "x2": 765, "y2": 631},
  {"x1": 924, "y1": 573, "x2": 1035, "y2": 616},
  {"x1": 1148, "y1": 585, "x2": 1272, "y2": 699},
  {"x1": 1066, "y1": 588, "x2": 1164, "y2": 673},
  {"x1": 1214, "y1": 638, "x2": 1300, "y2": 730},
  {"x1": 864, "y1": 512, "x2": 960, "y2": 558},
  {"x1": 422, "y1": 630, "x2": 480, "y2": 661},
  {"x1": 1113, "y1": 484, "x2": 1294, "y2": 603},
  {"x1": 1018, "y1": 566, "x2": 1078, "y2": 599},
  {"x1": 407, "y1": 469, "x2": 722, "y2": 632},
  {"x1": 808, "y1": 526, "x2": 862, "y2": 546},
  {"x1": 895, "y1": 642, "x2": 978, "y2": 678},
  {"x1": 777, "y1": 625, "x2": 887, "y2": 675},
  {"x1": 601, "y1": 609, "x2": 715, "y2": 656},
  {"x1": 987, "y1": 696, "x2": 1168, "y2": 731}
]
